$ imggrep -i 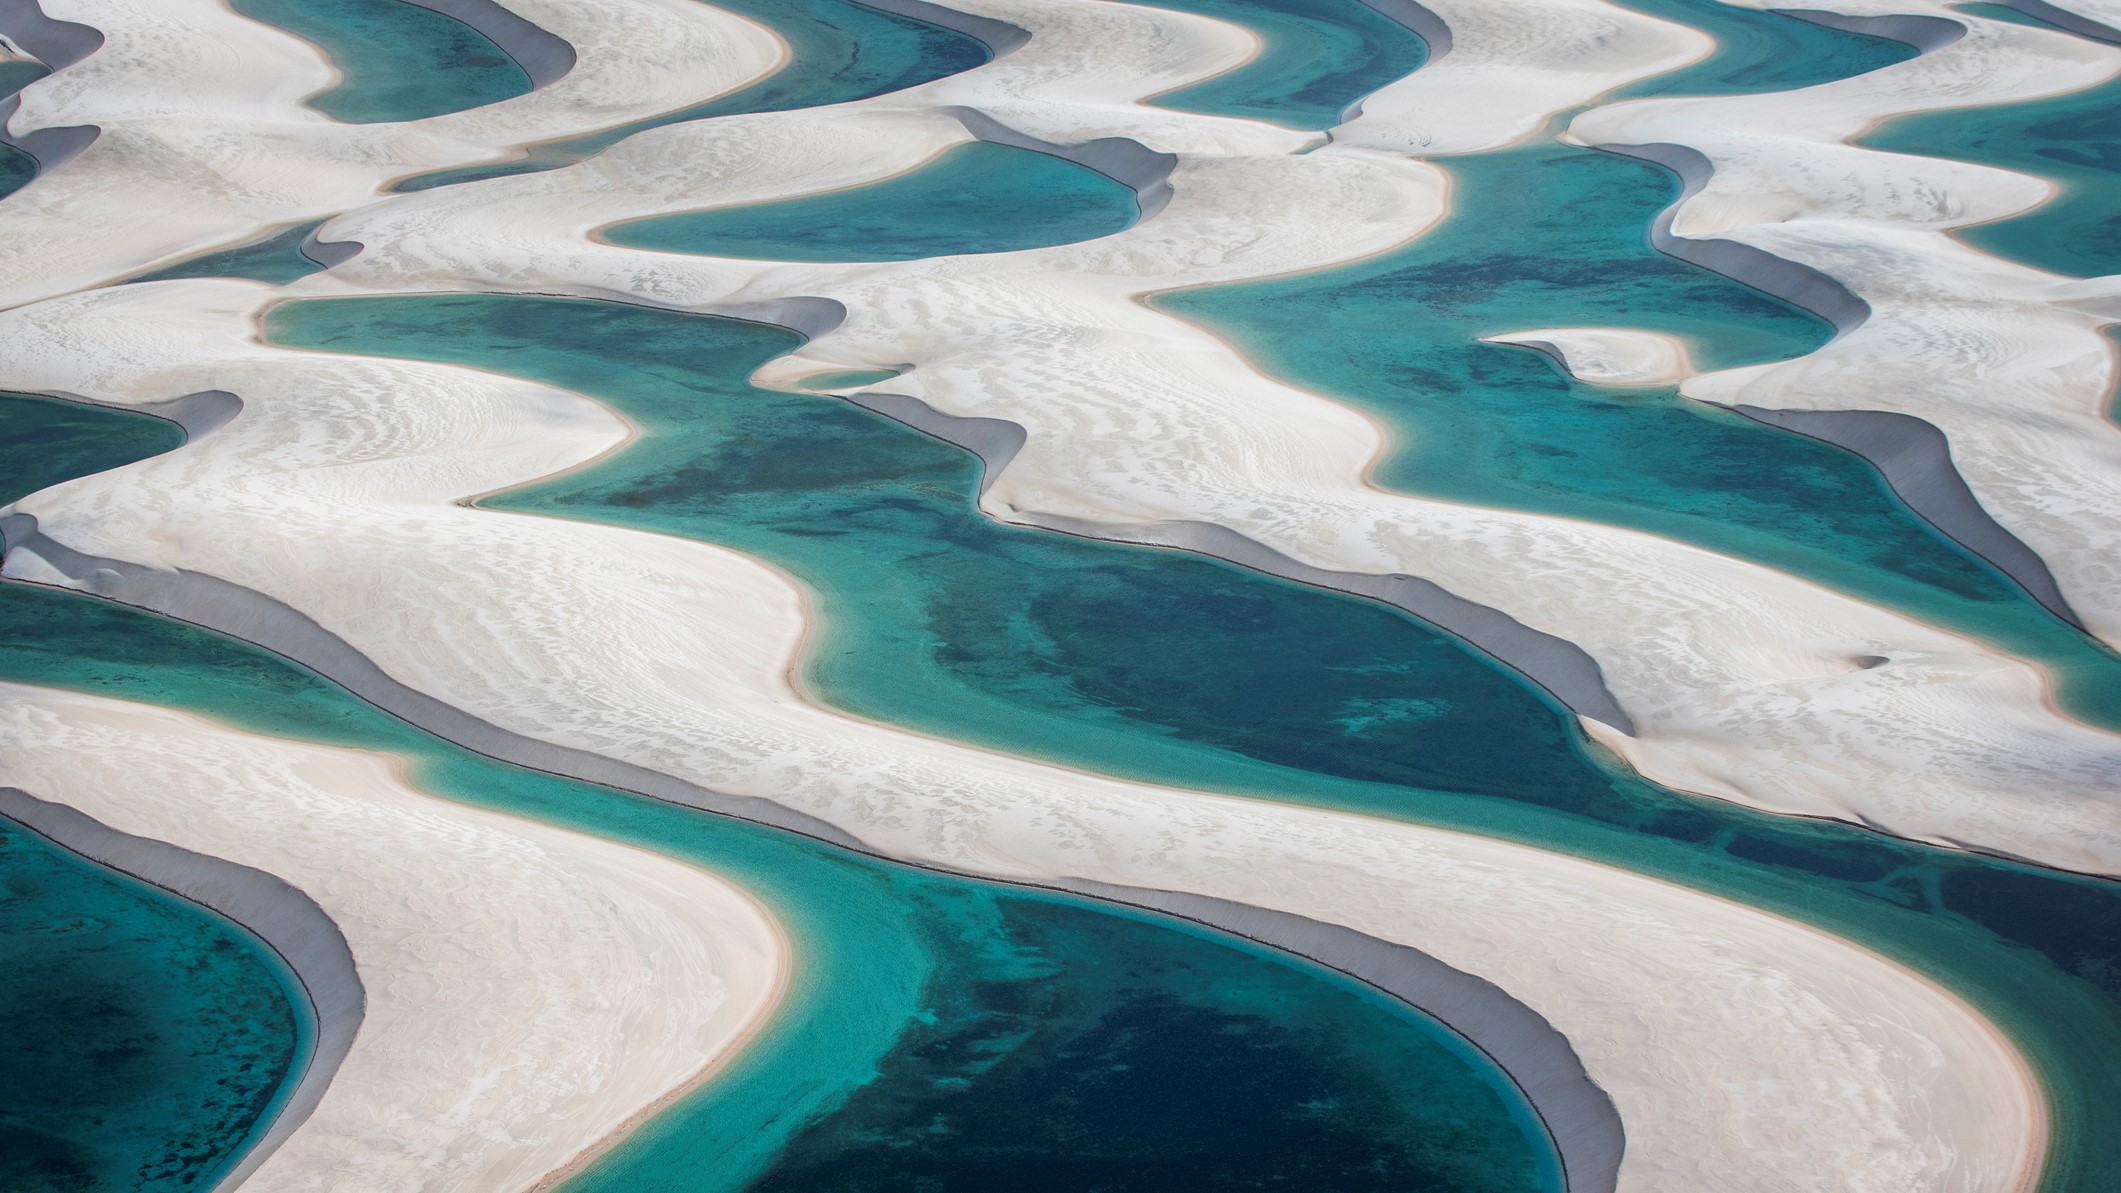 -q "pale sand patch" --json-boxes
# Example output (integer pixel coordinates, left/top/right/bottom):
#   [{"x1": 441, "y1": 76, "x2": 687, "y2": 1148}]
[
  {"x1": 286, "y1": 74, "x2": 2121, "y2": 877},
  {"x1": 1570, "y1": 2, "x2": 2121, "y2": 645},
  {"x1": 0, "y1": 0, "x2": 786, "y2": 306},
  {"x1": 1483, "y1": 327, "x2": 1695, "y2": 386},
  {"x1": 0, "y1": 274, "x2": 2050, "y2": 1192},
  {"x1": 0, "y1": 680, "x2": 788, "y2": 1192}
]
